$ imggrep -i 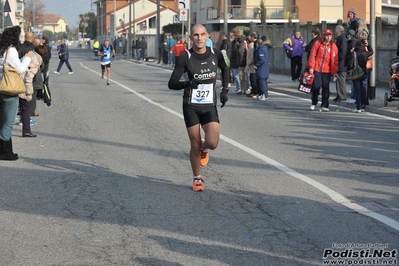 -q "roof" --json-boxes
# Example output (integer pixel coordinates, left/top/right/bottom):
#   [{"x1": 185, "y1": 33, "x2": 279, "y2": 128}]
[{"x1": 36, "y1": 14, "x2": 67, "y2": 25}]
